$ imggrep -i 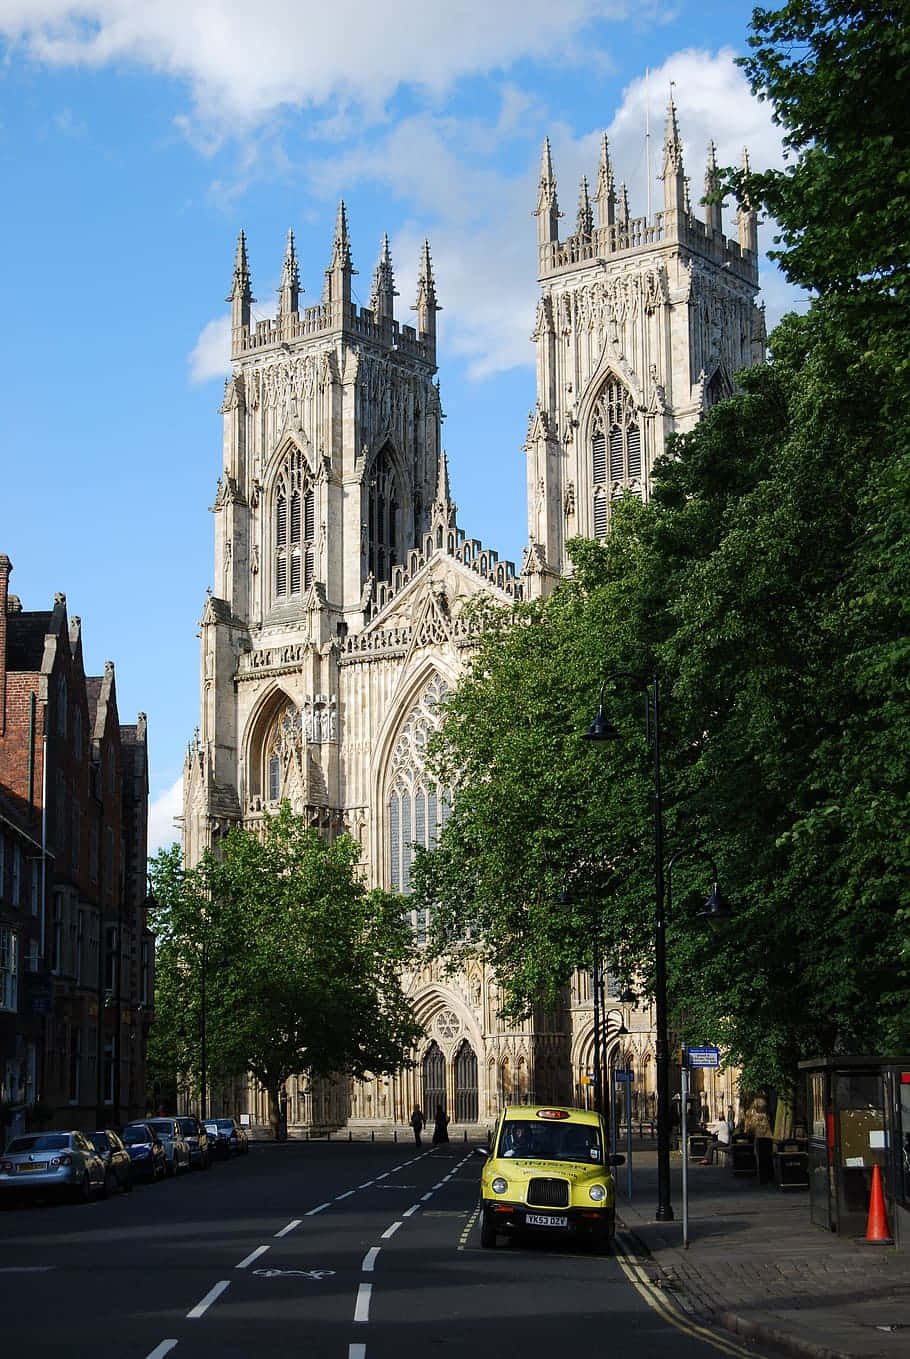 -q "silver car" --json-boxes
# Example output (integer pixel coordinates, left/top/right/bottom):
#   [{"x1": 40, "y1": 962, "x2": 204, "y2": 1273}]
[
  {"x1": 145, "y1": 1118, "x2": 191, "y2": 1176},
  {"x1": 0, "y1": 1131, "x2": 106, "y2": 1202}
]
